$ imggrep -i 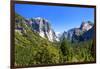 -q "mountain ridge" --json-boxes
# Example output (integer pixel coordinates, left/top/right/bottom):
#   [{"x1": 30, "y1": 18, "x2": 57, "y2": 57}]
[
  {"x1": 60, "y1": 21, "x2": 94, "y2": 43},
  {"x1": 15, "y1": 14, "x2": 58, "y2": 42},
  {"x1": 15, "y1": 13, "x2": 94, "y2": 43},
  {"x1": 14, "y1": 13, "x2": 95, "y2": 66}
]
